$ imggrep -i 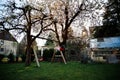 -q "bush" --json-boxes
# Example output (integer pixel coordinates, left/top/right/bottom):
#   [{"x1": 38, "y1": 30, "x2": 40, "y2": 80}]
[
  {"x1": 80, "y1": 53, "x2": 88, "y2": 64},
  {"x1": 49, "y1": 48, "x2": 54, "y2": 56},
  {"x1": 8, "y1": 53, "x2": 15, "y2": 63},
  {"x1": 21, "y1": 54, "x2": 26, "y2": 62},
  {"x1": 0, "y1": 54, "x2": 4, "y2": 62},
  {"x1": 43, "y1": 48, "x2": 54, "y2": 61}
]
